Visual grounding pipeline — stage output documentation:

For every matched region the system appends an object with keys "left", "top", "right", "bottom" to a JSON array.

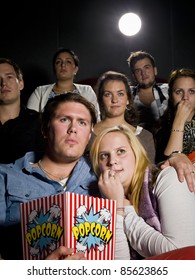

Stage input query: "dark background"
[{"left": 1, "top": 0, "right": 194, "bottom": 103}]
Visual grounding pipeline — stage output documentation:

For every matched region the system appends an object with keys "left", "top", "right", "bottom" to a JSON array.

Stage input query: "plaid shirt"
[{"left": 131, "top": 83, "right": 169, "bottom": 120}]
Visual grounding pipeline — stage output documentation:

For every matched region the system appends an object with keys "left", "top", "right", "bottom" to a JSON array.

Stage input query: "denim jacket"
[{"left": 0, "top": 151, "right": 99, "bottom": 227}]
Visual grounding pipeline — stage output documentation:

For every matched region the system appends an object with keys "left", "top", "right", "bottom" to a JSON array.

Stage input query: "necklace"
[
  {"left": 53, "top": 84, "right": 76, "bottom": 93},
  {"left": 38, "top": 160, "right": 67, "bottom": 181}
]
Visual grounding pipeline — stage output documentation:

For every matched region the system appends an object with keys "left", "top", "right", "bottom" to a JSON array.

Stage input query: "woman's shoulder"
[
  {"left": 154, "top": 166, "right": 182, "bottom": 192},
  {"left": 136, "top": 126, "right": 153, "bottom": 138},
  {"left": 93, "top": 122, "right": 102, "bottom": 135},
  {"left": 34, "top": 83, "right": 54, "bottom": 91},
  {"left": 74, "top": 83, "right": 94, "bottom": 91}
]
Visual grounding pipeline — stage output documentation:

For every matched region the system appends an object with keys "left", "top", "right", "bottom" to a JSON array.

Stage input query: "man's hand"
[
  {"left": 45, "top": 246, "right": 86, "bottom": 260},
  {"left": 160, "top": 153, "right": 195, "bottom": 193}
]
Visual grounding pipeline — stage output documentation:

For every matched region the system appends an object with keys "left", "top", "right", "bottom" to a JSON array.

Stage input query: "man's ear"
[
  {"left": 88, "top": 129, "right": 97, "bottom": 143},
  {"left": 19, "top": 79, "right": 24, "bottom": 91},
  {"left": 154, "top": 67, "right": 158, "bottom": 76}
]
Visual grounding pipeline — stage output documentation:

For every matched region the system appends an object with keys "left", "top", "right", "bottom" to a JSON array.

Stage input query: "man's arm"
[{"left": 160, "top": 153, "right": 195, "bottom": 193}]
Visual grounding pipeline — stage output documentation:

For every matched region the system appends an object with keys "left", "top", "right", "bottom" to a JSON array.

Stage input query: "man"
[
  {"left": 0, "top": 58, "right": 45, "bottom": 163},
  {"left": 0, "top": 93, "right": 100, "bottom": 259},
  {"left": 127, "top": 50, "right": 169, "bottom": 133}
]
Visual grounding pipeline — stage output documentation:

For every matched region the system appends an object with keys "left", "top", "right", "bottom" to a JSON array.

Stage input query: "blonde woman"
[{"left": 90, "top": 125, "right": 195, "bottom": 259}]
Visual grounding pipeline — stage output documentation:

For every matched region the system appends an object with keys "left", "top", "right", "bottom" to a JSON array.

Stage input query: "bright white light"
[{"left": 118, "top": 13, "right": 142, "bottom": 36}]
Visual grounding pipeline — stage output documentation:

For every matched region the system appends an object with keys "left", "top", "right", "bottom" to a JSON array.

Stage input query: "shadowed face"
[
  {"left": 0, "top": 63, "right": 24, "bottom": 105},
  {"left": 133, "top": 57, "right": 157, "bottom": 88},
  {"left": 54, "top": 52, "right": 78, "bottom": 81}
]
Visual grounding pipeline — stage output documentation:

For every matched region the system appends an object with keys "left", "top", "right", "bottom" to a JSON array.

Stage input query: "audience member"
[
  {"left": 127, "top": 50, "right": 168, "bottom": 133},
  {"left": 155, "top": 68, "right": 195, "bottom": 163},
  {"left": 0, "top": 58, "right": 45, "bottom": 163},
  {"left": 0, "top": 93, "right": 100, "bottom": 259},
  {"left": 27, "top": 47, "right": 100, "bottom": 121},
  {"left": 93, "top": 70, "right": 155, "bottom": 163},
  {"left": 90, "top": 125, "right": 195, "bottom": 259}
]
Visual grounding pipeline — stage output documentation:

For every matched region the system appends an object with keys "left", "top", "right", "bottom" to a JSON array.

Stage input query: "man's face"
[
  {"left": 0, "top": 63, "right": 24, "bottom": 105},
  {"left": 133, "top": 58, "right": 157, "bottom": 89},
  {"left": 47, "top": 101, "right": 92, "bottom": 163}
]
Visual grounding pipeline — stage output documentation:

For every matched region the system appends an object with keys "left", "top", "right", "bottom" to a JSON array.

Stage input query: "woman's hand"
[
  {"left": 174, "top": 100, "right": 194, "bottom": 124},
  {"left": 98, "top": 169, "right": 124, "bottom": 206}
]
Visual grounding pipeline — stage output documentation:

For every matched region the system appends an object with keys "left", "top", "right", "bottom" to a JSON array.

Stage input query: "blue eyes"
[
  {"left": 99, "top": 149, "right": 126, "bottom": 160},
  {"left": 99, "top": 154, "right": 108, "bottom": 160},
  {"left": 103, "top": 92, "right": 125, "bottom": 97}
]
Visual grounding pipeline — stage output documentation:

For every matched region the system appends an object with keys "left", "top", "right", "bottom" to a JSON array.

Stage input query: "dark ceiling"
[{"left": 1, "top": 0, "right": 194, "bottom": 102}]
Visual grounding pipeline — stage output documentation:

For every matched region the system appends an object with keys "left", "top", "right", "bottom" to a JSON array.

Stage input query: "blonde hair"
[{"left": 90, "top": 125, "right": 150, "bottom": 213}]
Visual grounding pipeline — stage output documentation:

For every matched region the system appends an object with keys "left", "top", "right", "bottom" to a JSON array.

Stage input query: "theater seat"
[{"left": 145, "top": 246, "right": 195, "bottom": 260}]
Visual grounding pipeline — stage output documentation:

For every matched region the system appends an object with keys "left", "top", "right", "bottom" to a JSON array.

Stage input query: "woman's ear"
[
  {"left": 74, "top": 66, "right": 79, "bottom": 75},
  {"left": 41, "top": 127, "right": 47, "bottom": 139}
]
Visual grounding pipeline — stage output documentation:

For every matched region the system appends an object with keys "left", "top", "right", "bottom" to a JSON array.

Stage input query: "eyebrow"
[
  {"left": 4, "top": 71, "right": 16, "bottom": 76},
  {"left": 54, "top": 113, "right": 90, "bottom": 122},
  {"left": 135, "top": 63, "right": 152, "bottom": 69},
  {"left": 99, "top": 145, "right": 127, "bottom": 153}
]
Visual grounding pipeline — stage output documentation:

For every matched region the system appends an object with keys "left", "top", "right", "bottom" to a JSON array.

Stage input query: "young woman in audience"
[
  {"left": 92, "top": 70, "right": 155, "bottom": 163},
  {"left": 27, "top": 47, "right": 100, "bottom": 121},
  {"left": 90, "top": 125, "right": 195, "bottom": 259},
  {"left": 155, "top": 68, "right": 195, "bottom": 163}
]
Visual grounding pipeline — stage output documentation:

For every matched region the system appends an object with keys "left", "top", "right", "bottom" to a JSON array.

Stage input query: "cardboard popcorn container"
[{"left": 20, "top": 192, "right": 116, "bottom": 260}]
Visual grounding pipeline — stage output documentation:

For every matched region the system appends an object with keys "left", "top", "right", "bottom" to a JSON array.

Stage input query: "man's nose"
[
  {"left": 0, "top": 79, "right": 6, "bottom": 87},
  {"left": 67, "top": 122, "right": 77, "bottom": 134},
  {"left": 140, "top": 68, "right": 147, "bottom": 75}
]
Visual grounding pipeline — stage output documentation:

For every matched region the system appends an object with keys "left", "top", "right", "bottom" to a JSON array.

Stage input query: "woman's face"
[
  {"left": 54, "top": 52, "right": 78, "bottom": 81},
  {"left": 102, "top": 80, "right": 129, "bottom": 118},
  {"left": 171, "top": 77, "right": 195, "bottom": 108},
  {"left": 98, "top": 131, "right": 135, "bottom": 190}
]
